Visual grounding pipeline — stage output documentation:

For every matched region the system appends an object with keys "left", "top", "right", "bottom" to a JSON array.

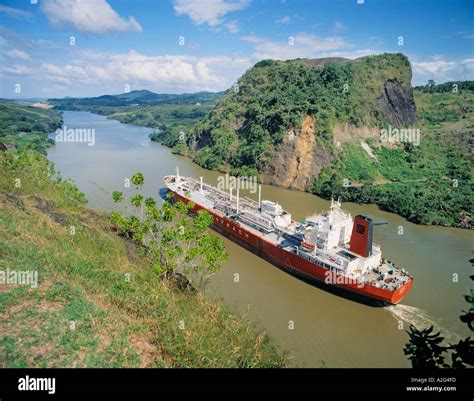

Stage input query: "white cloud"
[
  {"left": 0, "top": 5, "right": 33, "bottom": 20},
  {"left": 411, "top": 56, "right": 474, "bottom": 85},
  {"left": 1, "top": 49, "right": 252, "bottom": 95},
  {"left": 173, "top": 0, "right": 249, "bottom": 26},
  {"left": 275, "top": 16, "right": 292, "bottom": 25},
  {"left": 41, "top": 0, "right": 142, "bottom": 34},
  {"left": 224, "top": 21, "right": 240, "bottom": 33},
  {"left": 241, "top": 34, "right": 350, "bottom": 60},
  {"left": 1, "top": 64, "right": 34, "bottom": 76},
  {"left": 5, "top": 49, "right": 31, "bottom": 62}
]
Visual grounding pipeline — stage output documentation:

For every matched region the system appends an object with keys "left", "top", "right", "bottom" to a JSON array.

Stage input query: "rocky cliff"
[{"left": 187, "top": 53, "right": 417, "bottom": 191}]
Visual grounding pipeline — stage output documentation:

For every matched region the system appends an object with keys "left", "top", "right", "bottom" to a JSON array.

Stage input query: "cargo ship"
[{"left": 164, "top": 170, "right": 413, "bottom": 304}]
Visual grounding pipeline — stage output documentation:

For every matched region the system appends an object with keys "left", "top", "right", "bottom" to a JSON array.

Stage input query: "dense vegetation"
[
  {"left": 414, "top": 80, "right": 474, "bottom": 93},
  {"left": 0, "top": 149, "right": 287, "bottom": 367},
  {"left": 313, "top": 85, "right": 473, "bottom": 227},
  {"left": 157, "top": 53, "right": 412, "bottom": 174},
  {"left": 0, "top": 102, "right": 62, "bottom": 154}
]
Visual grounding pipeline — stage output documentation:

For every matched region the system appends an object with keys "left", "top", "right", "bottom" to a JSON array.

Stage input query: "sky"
[{"left": 0, "top": 0, "right": 473, "bottom": 98}]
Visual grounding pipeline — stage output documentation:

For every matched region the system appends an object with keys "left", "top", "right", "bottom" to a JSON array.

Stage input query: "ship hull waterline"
[{"left": 167, "top": 189, "right": 414, "bottom": 305}]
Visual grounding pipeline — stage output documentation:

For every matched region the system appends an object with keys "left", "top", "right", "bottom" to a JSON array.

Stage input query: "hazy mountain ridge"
[{"left": 48, "top": 90, "right": 224, "bottom": 109}]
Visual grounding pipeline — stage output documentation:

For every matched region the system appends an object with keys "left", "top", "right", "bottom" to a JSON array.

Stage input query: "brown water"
[{"left": 48, "top": 111, "right": 473, "bottom": 367}]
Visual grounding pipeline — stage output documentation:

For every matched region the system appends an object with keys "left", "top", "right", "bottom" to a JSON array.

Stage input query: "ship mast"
[
  {"left": 236, "top": 189, "right": 240, "bottom": 214},
  {"left": 258, "top": 184, "right": 262, "bottom": 208}
]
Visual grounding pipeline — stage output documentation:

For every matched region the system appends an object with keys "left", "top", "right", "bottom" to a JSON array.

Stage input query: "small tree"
[
  {"left": 110, "top": 172, "right": 228, "bottom": 287},
  {"left": 404, "top": 326, "right": 449, "bottom": 368}
]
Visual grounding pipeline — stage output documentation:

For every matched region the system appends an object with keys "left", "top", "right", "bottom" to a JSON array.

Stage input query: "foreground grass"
[{"left": 0, "top": 151, "right": 287, "bottom": 367}]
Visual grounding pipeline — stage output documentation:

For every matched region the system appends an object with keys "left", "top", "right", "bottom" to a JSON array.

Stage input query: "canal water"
[{"left": 48, "top": 111, "right": 473, "bottom": 367}]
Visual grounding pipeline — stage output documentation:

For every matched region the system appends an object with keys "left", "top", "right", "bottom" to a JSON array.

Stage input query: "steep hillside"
[
  {"left": 0, "top": 149, "right": 287, "bottom": 367},
  {"left": 157, "top": 53, "right": 416, "bottom": 186},
  {"left": 313, "top": 84, "right": 473, "bottom": 227}
]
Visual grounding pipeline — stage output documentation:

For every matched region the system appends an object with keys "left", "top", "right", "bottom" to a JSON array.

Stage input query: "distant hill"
[
  {"left": 48, "top": 90, "right": 224, "bottom": 109},
  {"left": 0, "top": 102, "right": 62, "bottom": 154}
]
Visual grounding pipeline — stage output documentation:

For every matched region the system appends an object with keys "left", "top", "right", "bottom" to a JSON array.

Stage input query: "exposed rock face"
[
  {"left": 261, "top": 115, "right": 333, "bottom": 191},
  {"left": 378, "top": 78, "right": 417, "bottom": 126}
]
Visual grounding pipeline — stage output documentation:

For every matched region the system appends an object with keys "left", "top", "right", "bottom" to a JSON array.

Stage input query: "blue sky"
[{"left": 0, "top": 0, "right": 472, "bottom": 98}]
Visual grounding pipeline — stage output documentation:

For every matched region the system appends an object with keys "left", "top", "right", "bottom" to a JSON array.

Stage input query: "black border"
[{"left": 1, "top": 368, "right": 472, "bottom": 401}]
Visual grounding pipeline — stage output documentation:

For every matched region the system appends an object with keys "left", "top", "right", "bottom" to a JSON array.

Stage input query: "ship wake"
[{"left": 384, "top": 304, "right": 461, "bottom": 343}]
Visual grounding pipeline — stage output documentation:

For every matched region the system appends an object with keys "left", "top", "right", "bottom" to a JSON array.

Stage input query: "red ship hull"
[{"left": 170, "top": 191, "right": 413, "bottom": 304}]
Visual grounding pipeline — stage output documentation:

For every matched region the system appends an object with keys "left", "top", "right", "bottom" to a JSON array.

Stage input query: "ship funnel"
[{"left": 349, "top": 215, "right": 373, "bottom": 257}]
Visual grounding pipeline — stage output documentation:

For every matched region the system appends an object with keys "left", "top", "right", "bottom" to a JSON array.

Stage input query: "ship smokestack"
[{"left": 349, "top": 215, "right": 373, "bottom": 257}]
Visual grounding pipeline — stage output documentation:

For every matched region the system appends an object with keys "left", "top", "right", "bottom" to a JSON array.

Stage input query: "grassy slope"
[
  {"left": 0, "top": 102, "right": 62, "bottom": 154},
  {"left": 0, "top": 151, "right": 287, "bottom": 368}
]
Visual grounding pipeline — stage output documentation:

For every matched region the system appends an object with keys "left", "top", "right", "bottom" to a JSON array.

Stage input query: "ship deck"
[{"left": 165, "top": 175, "right": 412, "bottom": 292}]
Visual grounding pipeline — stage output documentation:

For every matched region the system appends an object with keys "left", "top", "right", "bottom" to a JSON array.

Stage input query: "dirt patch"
[
  {"left": 2, "top": 299, "right": 36, "bottom": 318},
  {"left": 130, "top": 334, "right": 158, "bottom": 367},
  {"left": 29, "top": 195, "right": 69, "bottom": 226},
  {"left": 37, "top": 299, "right": 64, "bottom": 313},
  {"left": 0, "top": 192, "right": 26, "bottom": 212},
  {"left": 0, "top": 284, "right": 20, "bottom": 293},
  {"left": 261, "top": 115, "right": 333, "bottom": 191}
]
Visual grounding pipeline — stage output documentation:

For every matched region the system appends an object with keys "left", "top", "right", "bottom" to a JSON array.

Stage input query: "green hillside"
[
  {"left": 0, "top": 149, "right": 287, "bottom": 367},
  {"left": 153, "top": 53, "right": 416, "bottom": 175},
  {"left": 312, "top": 85, "right": 473, "bottom": 227},
  {"left": 0, "top": 102, "right": 62, "bottom": 154}
]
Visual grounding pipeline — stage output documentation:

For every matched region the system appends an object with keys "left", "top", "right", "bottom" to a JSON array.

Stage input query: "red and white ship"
[{"left": 164, "top": 170, "right": 414, "bottom": 304}]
